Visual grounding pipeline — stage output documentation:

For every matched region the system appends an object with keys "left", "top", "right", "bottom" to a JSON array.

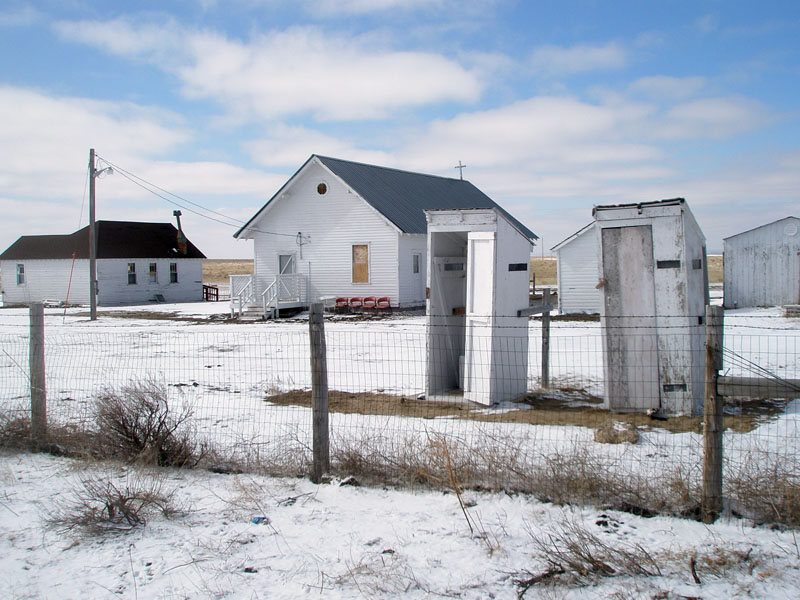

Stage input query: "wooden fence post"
[
  {"left": 29, "top": 303, "right": 47, "bottom": 444},
  {"left": 309, "top": 303, "right": 330, "bottom": 483},
  {"left": 702, "top": 305, "right": 724, "bottom": 523},
  {"left": 541, "top": 288, "right": 551, "bottom": 389}
]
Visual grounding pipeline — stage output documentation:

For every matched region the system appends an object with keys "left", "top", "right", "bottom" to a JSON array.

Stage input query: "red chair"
[
  {"left": 362, "top": 296, "right": 377, "bottom": 312},
  {"left": 349, "top": 297, "right": 363, "bottom": 312},
  {"left": 335, "top": 297, "right": 349, "bottom": 313},
  {"left": 375, "top": 297, "right": 392, "bottom": 314}
]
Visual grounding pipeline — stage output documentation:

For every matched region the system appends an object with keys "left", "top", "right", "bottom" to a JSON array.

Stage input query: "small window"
[
  {"left": 352, "top": 244, "right": 369, "bottom": 283},
  {"left": 149, "top": 263, "right": 158, "bottom": 283},
  {"left": 127, "top": 263, "right": 137, "bottom": 285},
  {"left": 169, "top": 263, "right": 178, "bottom": 283},
  {"left": 412, "top": 253, "right": 420, "bottom": 274},
  {"left": 443, "top": 262, "right": 464, "bottom": 272},
  {"left": 16, "top": 263, "right": 24, "bottom": 285}
]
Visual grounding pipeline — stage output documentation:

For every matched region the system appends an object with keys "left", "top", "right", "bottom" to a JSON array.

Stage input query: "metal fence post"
[
  {"left": 702, "top": 305, "right": 724, "bottom": 523},
  {"left": 309, "top": 303, "right": 330, "bottom": 482},
  {"left": 541, "top": 288, "right": 551, "bottom": 389},
  {"left": 29, "top": 302, "right": 47, "bottom": 443}
]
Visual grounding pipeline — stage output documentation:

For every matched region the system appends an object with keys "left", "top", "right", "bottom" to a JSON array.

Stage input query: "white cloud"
[
  {"left": 530, "top": 42, "right": 627, "bottom": 76},
  {"left": 243, "top": 125, "right": 392, "bottom": 168},
  {"left": 628, "top": 75, "right": 707, "bottom": 100},
  {"left": 397, "top": 96, "right": 660, "bottom": 175},
  {"left": 0, "top": 86, "right": 278, "bottom": 258},
  {"left": 307, "top": 0, "right": 446, "bottom": 16},
  {"left": 0, "top": 5, "right": 40, "bottom": 27},
  {"left": 55, "top": 19, "right": 484, "bottom": 122},
  {"left": 654, "top": 96, "right": 770, "bottom": 139}
]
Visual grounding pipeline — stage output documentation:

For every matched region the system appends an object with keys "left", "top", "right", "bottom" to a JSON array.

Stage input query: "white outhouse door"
[
  {"left": 464, "top": 232, "right": 496, "bottom": 405},
  {"left": 601, "top": 226, "right": 660, "bottom": 410}
]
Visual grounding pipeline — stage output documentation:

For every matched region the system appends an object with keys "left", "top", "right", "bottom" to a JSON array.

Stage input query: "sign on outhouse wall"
[
  {"left": 425, "top": 208, "right": 534, "bottom": 405},
  {"left": 594, "top": 198, "right": 708, "bottom": 417}
]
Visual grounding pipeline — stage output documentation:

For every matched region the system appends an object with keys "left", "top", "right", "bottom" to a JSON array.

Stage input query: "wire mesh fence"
[{"left": 1, "top": 307, "right": 798, "bottom": 525}]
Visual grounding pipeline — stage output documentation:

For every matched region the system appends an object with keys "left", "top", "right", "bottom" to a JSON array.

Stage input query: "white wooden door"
[
  {"left": 601, "top": 226, "right": 660, "bottom": 411},
  {"left": 277, "top": 254, "right": 296, "bottom": 300},
  {"left": 464, "top": 232, "right": 495, "bottom": 405}
]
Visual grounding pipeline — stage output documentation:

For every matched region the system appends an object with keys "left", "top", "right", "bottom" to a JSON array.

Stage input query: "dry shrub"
[
  {"left": 54, "top": 469, "right": 182, "bottom": 535},
  {"left": 516, "top": 516, "right": 661, "bottom": 595},
  {"left": 94, "top": 380, "right": 199, "bottom": 467}
]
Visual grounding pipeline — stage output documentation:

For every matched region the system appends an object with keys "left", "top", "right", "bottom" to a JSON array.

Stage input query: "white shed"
[
  {"left": 425, "top": 208, "right": 534, "bottom": 405},
  {"left": 594, "top": 198, "right": 708, "bottom": 417},
  {"left": 0, "top": 221, "right": 206, "bottom": 306},
  {"left": 233, "top": 155, "right": 537, "bottom": 317},
  {"left": 723, "top": 216, "right": 800, "bottom": 309},
  {"left": 551, "top": 222, "right": 601, "bottom": 314}
]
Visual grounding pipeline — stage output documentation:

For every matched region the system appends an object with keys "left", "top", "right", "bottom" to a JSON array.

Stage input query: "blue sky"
[{"left": 0, "top": 0, "right": 798, "bottom": 258}]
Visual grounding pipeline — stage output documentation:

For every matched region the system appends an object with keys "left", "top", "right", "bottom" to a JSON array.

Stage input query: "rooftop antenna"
[{"left": 454, "top": 160, "right": 467, "bottom": 180}]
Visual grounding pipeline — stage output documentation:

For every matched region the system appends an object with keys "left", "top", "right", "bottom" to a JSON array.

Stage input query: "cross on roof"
[{"left": 454, "top": 160, "right": 467, "bottom": 180}]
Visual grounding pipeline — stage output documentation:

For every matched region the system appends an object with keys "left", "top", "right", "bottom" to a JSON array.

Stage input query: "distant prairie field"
[
  {"left": 202, "top": 255, "right": 724, "bottom": 287},
  {"left": 202, "top": 259, "right": 254, "bottom": 284}
]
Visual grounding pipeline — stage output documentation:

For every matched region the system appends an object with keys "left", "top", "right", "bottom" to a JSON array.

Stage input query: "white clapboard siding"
[
  {"left": 397, "top": 234, "right": 427, "bottom": 307},
  {"left": 0, "top": 259, "right": 90, "bottom": 305},
  {"left": 553, "top": 224, "right": 601, "bottom": 314},
  {"left": 0, "top": 258, "right": 203, "bottom": 306},
  {"left": 249, "top": 161, "right": 403, "bottom": 306},
  {"left": 96, "top": 259, "right": 204, "bottom": 305},
  {"left": 723, "top": 217, "right": 800, "bottom": 308}
]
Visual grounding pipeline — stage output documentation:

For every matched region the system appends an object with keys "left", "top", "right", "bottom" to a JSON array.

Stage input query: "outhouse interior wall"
[{"left": 426, "top": 231, "right": 467, "bottom": 394}]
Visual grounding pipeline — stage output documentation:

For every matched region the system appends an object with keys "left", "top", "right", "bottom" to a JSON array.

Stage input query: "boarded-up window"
[{"left": 352, "top": 244, "right": 369, "bottom": 283}]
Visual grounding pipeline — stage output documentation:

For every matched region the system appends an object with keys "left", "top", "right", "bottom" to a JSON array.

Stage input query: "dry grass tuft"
[{"left": 726, "top": 453, "right": 800, "bottom": 527}]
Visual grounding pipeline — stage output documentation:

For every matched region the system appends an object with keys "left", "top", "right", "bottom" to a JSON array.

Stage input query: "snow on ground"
[
  {"left": 2, "top": 450, "right": 800, "bottom": 600},
  {"left": 1, "top": 302, "right": 799, "bottom": 598}
]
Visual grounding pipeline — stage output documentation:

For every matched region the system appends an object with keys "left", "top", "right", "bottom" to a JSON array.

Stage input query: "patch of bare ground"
[
  {"left": 69, "top": 310, "right": 233, "bottom": 323},
  {"left": 264, "top": 389, "right": 772, "bottom": 433}
]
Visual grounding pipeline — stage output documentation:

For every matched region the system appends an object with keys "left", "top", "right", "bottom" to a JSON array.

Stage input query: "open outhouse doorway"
[{"left": 425, "top": 208, "right": 534, "bottom": 406}]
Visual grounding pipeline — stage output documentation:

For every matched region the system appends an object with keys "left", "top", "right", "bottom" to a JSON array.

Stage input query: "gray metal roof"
[
  {"left": 723, "top": 216, "right": 799, "bottom": 241},
  {"left": 0, "top": 221, "right": 206, "bottom": 261},
  {"left": 235, "top": 155, "right": 537, "bottom": 242}
]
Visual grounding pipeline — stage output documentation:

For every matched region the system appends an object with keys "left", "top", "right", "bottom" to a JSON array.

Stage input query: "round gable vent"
[{"left": 317, "top": 182, "right": 328, "bottom": 195}]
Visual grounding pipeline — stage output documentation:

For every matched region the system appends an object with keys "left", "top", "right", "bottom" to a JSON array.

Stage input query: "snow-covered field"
[
  {"left": 2, "top": 451, "right": 800, "bottom": 599},
  {"left": 1, "top": 302, "right": 799, "bottom": 598}
]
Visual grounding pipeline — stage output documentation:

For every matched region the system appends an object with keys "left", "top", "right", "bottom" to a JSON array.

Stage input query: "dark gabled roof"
[
  {"left": 235, "top": 155, "right": 538, "bottom": 242},
  {"left": 0, "top": 221, "right": 206, "bottom": 261}
]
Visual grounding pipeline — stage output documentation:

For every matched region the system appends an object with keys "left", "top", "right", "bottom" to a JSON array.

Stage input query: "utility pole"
[
  {"left": 89, "top": 149, "right": 97, "bottom": 321},
  {"left": 88, "top": 149, "right": 112, "bottom": 321}
]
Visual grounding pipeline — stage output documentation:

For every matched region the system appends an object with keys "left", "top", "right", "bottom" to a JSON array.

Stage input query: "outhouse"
[
  {"left": 593, "top": 198, "right": 708, "bottom": 417},
  {"left": 723, "top": 216, "right": 800, "bottom": 309},
  {"left": 425, "top": 208, "right": 536, "bottom": 405}
]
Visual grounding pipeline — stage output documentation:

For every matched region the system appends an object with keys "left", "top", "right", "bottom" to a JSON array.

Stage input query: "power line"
[{"left": 94, "top": 154, "right": 297, "bottom": 238}]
